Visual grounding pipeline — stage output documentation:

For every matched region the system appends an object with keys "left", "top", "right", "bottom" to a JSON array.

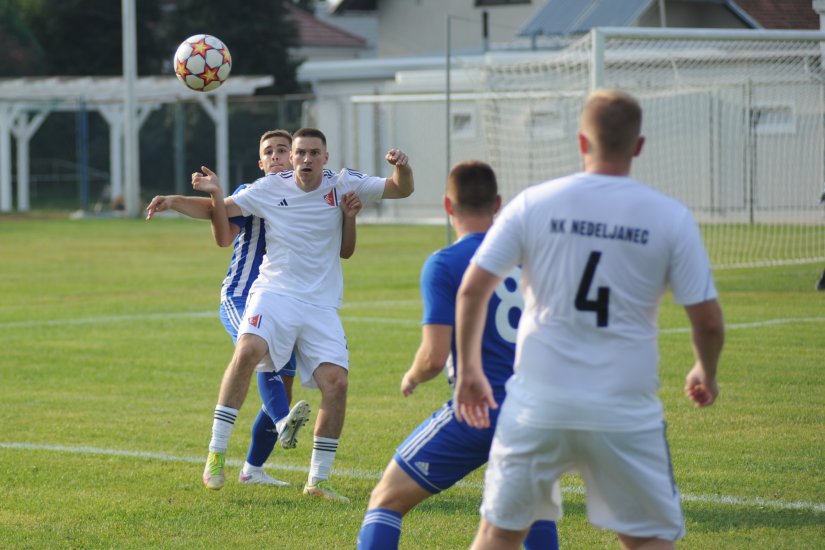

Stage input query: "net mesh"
[{"left": 464, "top": 32, "right": 825, "bottom": 268}]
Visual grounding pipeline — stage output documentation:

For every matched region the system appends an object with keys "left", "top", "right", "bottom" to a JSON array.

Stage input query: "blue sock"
[
  {"left": 523, "top": 520, "right": 559, "bottom": 550},
  {"left": 257, "top": 371, "right": 290, "bottom": 423},
  {"left": 245, "top": 407, "right": 277, "bottom": 467},
  {"left": 357, "top": 508, "right": 402, "bottom": 550}
]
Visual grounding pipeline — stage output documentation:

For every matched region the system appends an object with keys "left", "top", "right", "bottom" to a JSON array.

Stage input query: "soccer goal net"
[{"left": 466, "top": 28, "right": 825, "bottom": 268}]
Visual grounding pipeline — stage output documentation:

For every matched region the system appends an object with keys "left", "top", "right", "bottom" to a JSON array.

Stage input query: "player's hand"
[
  {"left": 145, "top": 195, "right": 173, "bottom": 220},
  {"left": 400, "top": 370, "right": 418, "bottom": 397},
  {"left": 385, "top": 149, "right": 408, "bottom": 167},
  {"left": 684, "top": 362, "right": 718, "bottom": 407},
  {"left": 453, "top": 368, "right": 497, "bottom": 428},
  {"left": 340, "top": 191, "right": 362, "bottom": 218},
  {"left": 192, "top": 166, "right": 222, "bottom": 195}
]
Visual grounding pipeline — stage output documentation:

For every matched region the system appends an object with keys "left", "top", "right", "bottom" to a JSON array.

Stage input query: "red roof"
[
  {"left": 734, "top": 0, "right": 819, "bottom": 29},
  {"left": 284, "top": 4, "right": 367, "bottom": 48}
]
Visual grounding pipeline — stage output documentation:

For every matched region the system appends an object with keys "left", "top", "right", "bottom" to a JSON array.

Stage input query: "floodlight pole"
[
  {"left": 122, "top": 0, "right": 141, "bottom": 217},
  {"left": 445, "top": 15, "right": 453, "bottom": 245}
]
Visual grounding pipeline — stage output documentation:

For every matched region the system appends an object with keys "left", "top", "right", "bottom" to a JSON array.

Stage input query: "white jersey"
[
  {"left": 232, "top": 167, "right": 385, "bottom": 308},
  {"left": 473, "top": 172, "right": 717, "bottom": 431}
]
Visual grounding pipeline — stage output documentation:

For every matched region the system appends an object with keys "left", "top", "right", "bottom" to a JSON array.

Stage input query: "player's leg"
[
  {"left": 273, "top": 352, "right": 311, "bottom": 450},
  {"left": 238, "top": 405, "right": 289, "bottom": 486},
  {"left": 359, "top": 401, "right": 497, "bottom": 549},
  {"left": 357, "top": 462, "right": 431, "bottom": 550},
  {"left": 203, "top": 333, "right": 268, "bottom": 489},
  {"left": 282, "top": 353, "right": 296, "bottom": 403},
  {"left": 474, "top": 401, "right": 566, "bottom": 550},
  {"left": 303, "top": 362, "right": 348, "bottom": 501},
  {"left": 238, "top": 363, "right": 292, "bottom": 486},
  {"left": 205, "top": 291, "right": 294, "bottom": 490},
  {"left": 294, "top": 304, "right": 350, "bottom": 501},
  {"left": 471, "top": 519, "right": 529, "bottom": 550},
  {"left": 523, "top": 520, "right": 559, "bottom": 550},
  {"left": 577, "top": 424, "right": 684, "bottom": 549}
]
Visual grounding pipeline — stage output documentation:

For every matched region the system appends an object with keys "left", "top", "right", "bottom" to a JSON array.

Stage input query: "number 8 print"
[{"left": 493, "top": 266, "right": 523, "bottom": 343}]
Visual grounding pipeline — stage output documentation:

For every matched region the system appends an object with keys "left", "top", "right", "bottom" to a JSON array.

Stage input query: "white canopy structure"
[{"left": 0, "top": 75, "right": 273, "bottom": 214}]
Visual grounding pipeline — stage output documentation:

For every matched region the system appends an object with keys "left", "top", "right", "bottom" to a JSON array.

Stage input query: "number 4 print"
[{"left": 574, "top": 251, "right": 609, "bottom": 327}]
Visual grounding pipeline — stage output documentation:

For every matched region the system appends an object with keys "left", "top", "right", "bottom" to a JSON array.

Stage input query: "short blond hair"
[
  {"left": 580, "top": 89, "right": 642, "bottom": 159},
  {"left": 259, "top": 129, "right": 292, "bottom": 146}
]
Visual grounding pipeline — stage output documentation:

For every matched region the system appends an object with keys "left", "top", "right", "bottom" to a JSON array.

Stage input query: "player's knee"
[
  {"left": 233, "top": 336, "right": 267, "bottom": 371},
  {"left": 367, "top": 478, "right": 391, "bottom": 508},
  {"left": 315, "top": 364, "right": 348, "bottom": 398},
  {"left": 325, "top": 373, "right": 348, "bottom": 401}
]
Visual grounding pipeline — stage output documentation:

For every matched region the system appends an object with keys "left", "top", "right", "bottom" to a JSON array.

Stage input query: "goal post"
[{"left": 470, "top": 28, "right": 825, "bottom": 268}]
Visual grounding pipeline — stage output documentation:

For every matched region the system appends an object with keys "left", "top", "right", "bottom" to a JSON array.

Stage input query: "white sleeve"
[
  {"left": 668, "top": 207, "right": 718, "bottom": 305},
  {"left": 472, "top": 192, "right": 525, "bottom": 277},
  {"left": 340, "top": 168, "right": 386, "bottom": 204},
  {"left": 231, "top": 182, "right": 264, "bottom": 218}
]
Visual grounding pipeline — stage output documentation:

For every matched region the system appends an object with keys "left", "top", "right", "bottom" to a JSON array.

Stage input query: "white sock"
[
  {"left": 209, "top": 405, "right": 238, "bottom": 453},
  {"left": 241, "top": 462, "right": 261, "bottom": 475},
  {"left": 308, "top": 436, "right": 338, "bottom": 486}
]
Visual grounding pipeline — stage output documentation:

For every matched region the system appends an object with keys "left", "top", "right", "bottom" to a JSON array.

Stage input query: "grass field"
[{"left": 1, "top": 216, "right": 823, "bottom": 549}]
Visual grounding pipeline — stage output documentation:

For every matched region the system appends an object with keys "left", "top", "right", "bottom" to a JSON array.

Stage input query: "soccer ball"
[{"left": 173, "top": 34, "right": 232, "bottom": 92}]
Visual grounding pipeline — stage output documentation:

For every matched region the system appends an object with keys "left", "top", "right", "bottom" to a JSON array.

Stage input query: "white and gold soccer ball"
[{"left": 173, "top": 34, "right": 232, "bottom": 92}]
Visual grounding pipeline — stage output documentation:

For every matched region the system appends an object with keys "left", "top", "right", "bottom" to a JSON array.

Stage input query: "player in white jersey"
[
  {"left": 145, "top": 130, "right": 359, "bottom": 486},
  {"left": 193, "top": 127, "right": 414, "bottom": 501},
  {"left": 454, "top": 90, "right": 725, "bottom": 550}
]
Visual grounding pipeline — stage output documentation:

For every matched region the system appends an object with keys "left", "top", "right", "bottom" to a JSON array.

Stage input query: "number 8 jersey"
[
  {"left": 421, "top": 232, "right": 522, "bottom": 403},
  {"left": 472, "top": 172, "right": 718, "bottom": 431}
]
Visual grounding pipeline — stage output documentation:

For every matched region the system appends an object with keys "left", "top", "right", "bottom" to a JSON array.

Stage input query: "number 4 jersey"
[{"left": 471, "top": 172, "right": 717, "bottom": 431}]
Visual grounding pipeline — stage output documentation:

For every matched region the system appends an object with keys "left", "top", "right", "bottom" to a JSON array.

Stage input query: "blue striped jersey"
[{"left": 220, "top": 183, "right": 266, "bottom": 302}]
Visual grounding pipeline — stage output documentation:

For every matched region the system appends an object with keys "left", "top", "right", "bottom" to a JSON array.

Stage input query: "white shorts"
[
  {"left": 238, "top": 291, "right": 348, "bottom": 389},
  {"left": 481, "top": 400, "right": 685, "bottom": 540}
]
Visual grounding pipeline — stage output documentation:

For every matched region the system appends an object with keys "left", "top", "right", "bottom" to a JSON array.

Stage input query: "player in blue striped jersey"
[
  {"left": 357, "top": 161, "right": 558, "bottom": 550},
  {"left": 146, "top": 129, "right": 361, "bottom": 486}
]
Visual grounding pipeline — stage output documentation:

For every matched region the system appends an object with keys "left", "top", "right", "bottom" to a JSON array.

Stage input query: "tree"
[
  {"left": 160, "top": 0, "right": 303, "bottom": 94},
  {"left": 0, "top": 0, "right": 47, "bottom": 75},
  {"left": 17, "top": 0, "right": 164, "bottom": 76}
]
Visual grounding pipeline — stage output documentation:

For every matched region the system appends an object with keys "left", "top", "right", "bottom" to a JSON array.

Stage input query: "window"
[
  {"left": 752, "top": 104, "right": 796, "bottom": 135},
  {"left": 529, "top": 109, "right": 564, "bottom": 140},
  {"left": 451, "top": 109, "right": 477, "bottom": 139}
]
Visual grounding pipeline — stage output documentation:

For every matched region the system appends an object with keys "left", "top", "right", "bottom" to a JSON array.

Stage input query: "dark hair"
[
  {"left": 447, "top": 160, "right": 498, "bottom": 215},
  {"left": 259, "top": 129, "right": 292, "bottom": 146},
  {"left": 292, "top": 127, "right": 327, "bottom": 146}
]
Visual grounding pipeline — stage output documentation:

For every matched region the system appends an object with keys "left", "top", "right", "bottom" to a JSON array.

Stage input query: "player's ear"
[
  {"left": 633, "top": 136, "right": 645, "bottom": 157},
  {"left": 494, "top": 194, "right": 502, "bottom": 215},
  {"left": 258, "top": 159, "right": 265, "bottom": 172},
  {"left": 443, "top": 195, "right": 455, "bottom": 215},
  {"left": 578, "top": 132, "right": 589, "bottom": 155}
]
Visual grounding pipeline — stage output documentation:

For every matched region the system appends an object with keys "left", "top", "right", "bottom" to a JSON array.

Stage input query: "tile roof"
[
  {"left": 732, "top": 0, "right": 819, "bottom": 29},
  {"left": 284, "top": 3, "right": 367, "bottom": 48}
]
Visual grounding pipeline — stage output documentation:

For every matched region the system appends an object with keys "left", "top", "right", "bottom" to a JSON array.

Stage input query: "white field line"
[
  {"left": 1, "top": 442, "right": 823, "bottom": 513},
  {"left": 0, "top": 310, "right": 823, "bottom": 331},
  {"left": 0, "top": 301, "right": 422, "bottom": 329}
]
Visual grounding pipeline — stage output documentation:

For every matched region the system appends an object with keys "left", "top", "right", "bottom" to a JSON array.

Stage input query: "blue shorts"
[
  {"left": 219, "top": 296, "right": 296, "bottom": 377},
  {"left": 394, "top": 399, "right": 501, "bottom": 494}
]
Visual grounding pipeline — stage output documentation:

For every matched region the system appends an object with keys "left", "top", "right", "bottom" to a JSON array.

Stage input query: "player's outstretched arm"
[
  {"left": 454, "top": 263, "right": 500, "bottom": 428},
  {"left": 340, "top": 191, "right": 362, "bottom": 259},
  {"left": 192, "top": 166, "right": 242, "bottom": 247},
  {"left": 683, "top": 298, "right": 724, "bottom": 407},
  {"left": 401, "top": 324, "right": 452, "bottom": 397},
  {"left": 382, "top": 148, "right": 414, "bottom": 199},
  {"left": 145, "top": 195, "right": 213, "bottom": 221}
]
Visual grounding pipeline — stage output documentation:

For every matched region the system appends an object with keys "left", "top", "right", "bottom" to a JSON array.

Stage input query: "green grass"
[{"left": 0, "top": 217, "right": 823, "bottom": 549}]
